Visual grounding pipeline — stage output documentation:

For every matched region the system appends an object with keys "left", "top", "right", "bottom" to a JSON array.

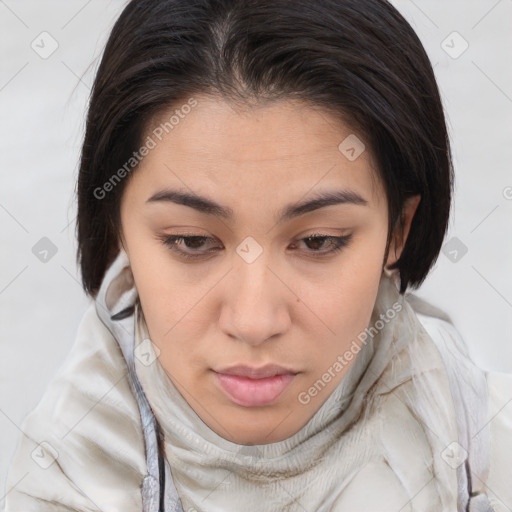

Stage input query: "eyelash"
[{"left": 159, "top": 233, "right": 352, "bottom": 260}]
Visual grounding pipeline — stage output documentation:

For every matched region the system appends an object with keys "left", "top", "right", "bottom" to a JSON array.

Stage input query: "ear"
[{"left": 385, "top": 194, "right": 421, "bottom": 268}]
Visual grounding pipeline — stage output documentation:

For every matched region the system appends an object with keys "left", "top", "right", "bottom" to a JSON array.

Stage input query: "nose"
[{"left": 218, "top": 250, "right": 292, "bottom": 346}]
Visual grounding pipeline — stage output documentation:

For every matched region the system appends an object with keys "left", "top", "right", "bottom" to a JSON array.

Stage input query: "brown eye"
[
  {"left": 161, "top": 235, "right": 222, "bottom": 259},
  {"left": 295, "top": 234, "right": 352, "bottom": 255},
  {"left": 181, "top": 236, "right": 208, "bottom": 249}
]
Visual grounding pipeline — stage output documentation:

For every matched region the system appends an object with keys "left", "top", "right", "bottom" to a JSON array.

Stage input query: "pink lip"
[
  {"left": 214, "top": 373, "right": 295, "bottom": 406},
  {"left": 213, "top": 365, "right": 298, "bottom": 407}
]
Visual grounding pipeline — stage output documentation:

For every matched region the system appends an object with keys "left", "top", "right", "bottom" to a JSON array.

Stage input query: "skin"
[{"left": 119, "top": 94, "right": 420, "bottom": 445}]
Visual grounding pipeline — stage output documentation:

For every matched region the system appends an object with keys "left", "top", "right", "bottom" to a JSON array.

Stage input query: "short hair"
[{"left": 76, "top": 0, "right": 453, "bottom": 297}]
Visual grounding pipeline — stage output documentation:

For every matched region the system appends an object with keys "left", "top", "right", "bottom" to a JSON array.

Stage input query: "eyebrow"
[{"left": 146, "top": 188, "right": 368, "bottom": 223}]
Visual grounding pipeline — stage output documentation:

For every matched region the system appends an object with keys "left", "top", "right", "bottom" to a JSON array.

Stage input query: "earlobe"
[{"left": 385, "top": 194, "right": 421, "bottom": 268}]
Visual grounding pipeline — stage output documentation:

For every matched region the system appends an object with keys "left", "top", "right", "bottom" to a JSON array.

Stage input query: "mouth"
[{"left": 212, "top": 364, "right": 299, "bottom": 407}]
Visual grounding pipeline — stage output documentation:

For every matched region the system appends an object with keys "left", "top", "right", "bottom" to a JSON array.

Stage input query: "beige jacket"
[{"left": 3, "top": 250, "right": 512, "bottom": 512}]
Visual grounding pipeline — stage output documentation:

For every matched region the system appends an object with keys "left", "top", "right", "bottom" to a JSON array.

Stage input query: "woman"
[{"left": 4, "top": 0, "right": 511, "bottom": 511}]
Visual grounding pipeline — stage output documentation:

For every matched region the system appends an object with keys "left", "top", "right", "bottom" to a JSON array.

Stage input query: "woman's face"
[{"left": 120, "top": 95, "right": 418, "bottom": 444}]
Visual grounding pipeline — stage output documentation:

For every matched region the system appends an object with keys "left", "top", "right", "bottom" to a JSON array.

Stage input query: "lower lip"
[{"left": 214, "top": 372, "right": 296, "bottom": 407}]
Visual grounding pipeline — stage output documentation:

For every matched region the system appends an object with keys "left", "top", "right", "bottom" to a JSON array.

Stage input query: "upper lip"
[{"left": 214, "top": 364, "right": 298, "bottom": 379}]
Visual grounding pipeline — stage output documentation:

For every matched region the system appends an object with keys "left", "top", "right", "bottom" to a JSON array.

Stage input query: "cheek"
[
  {"left": 126, "top": 249, "right": 181, "bottom": 350},
  {"left": 124, "top": 225, "right": 191, "bottom": 327},
  {"left": 301, "top": 237, "right": 385, "bottom": 361},
  {"left": 310, "top": 271, "right": 380, "bottom": 349},
  {"left": 129, "top": 254, "right": 214, "bottom": 371}
]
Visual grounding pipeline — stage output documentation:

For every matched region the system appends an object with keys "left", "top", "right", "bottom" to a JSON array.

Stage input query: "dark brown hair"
[{"left": 76, "top": 0, "right": 453, "bottom": 296}]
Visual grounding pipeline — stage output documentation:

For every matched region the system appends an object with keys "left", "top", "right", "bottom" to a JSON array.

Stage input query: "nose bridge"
[{"left": 220, "top": 243, "right": 290, "bottom": 345}]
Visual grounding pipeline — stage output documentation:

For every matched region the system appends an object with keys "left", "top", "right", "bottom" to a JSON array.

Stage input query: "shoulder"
[
  {"left": 4, "top": 301, "right": 146, "bottom": 512},
  {"left": 485, "top": 370, "right": 512, "bottom": 511},
  {"left": 409, "top": 296, "right": 512, "bottom": 510}
]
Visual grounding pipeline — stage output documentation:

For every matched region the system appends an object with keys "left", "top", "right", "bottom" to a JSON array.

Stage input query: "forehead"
[{"left": 134, "top": 94, "right": 384, "bottom": 208}]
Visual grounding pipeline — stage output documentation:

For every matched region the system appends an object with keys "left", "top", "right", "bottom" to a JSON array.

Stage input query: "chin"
[{"left": 209, "top": 404, "right": 304, "bottom": 445}]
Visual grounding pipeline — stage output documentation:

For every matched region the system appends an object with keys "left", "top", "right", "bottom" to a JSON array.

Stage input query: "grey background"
[{"left": 1, "top": 0, "right": 511, "bottom": 505}]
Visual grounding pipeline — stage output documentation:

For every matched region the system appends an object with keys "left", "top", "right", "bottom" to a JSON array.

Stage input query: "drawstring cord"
[{"left": 94, "top": 250, "right": 184, "bottom": 512}]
